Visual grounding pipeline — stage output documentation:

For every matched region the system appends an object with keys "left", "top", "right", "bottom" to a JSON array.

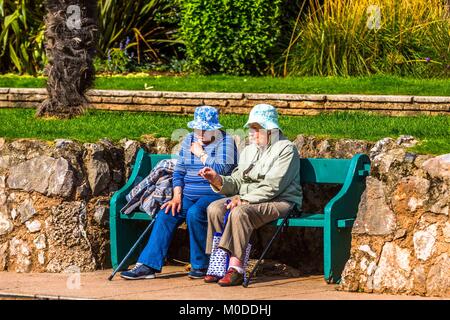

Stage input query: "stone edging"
[{"left": 1, "top": 88, "right": 449, "bottom": 116}]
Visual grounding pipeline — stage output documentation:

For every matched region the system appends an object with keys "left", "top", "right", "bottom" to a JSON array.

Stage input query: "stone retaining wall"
[
  {"left": 339, "top": 138, "right": 450, "bottom": 297},
  {"left": 1, "top": 88, "right": 449, "bottom": 116},
  {"left": 0, "top": 136, "right": 174, "bottom": 273},
  {"left": 0, "top": 134, "right": 449, "bottom": 297}
]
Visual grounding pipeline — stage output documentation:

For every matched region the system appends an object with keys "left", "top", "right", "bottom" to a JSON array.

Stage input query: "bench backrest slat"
[
  {"left": 149, "top": 154, "right": 173, "bottom": 169},
  {"left": 149, "top": 154, "right": 350, "bottom": 185},
  {"left": 300, "top": 158, "right": 351, "bottom": 184}
]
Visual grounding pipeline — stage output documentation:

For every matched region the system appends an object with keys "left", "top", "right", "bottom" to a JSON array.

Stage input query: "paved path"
[{"left": 0, "top": 267, "right": 444, "bottom": 300}]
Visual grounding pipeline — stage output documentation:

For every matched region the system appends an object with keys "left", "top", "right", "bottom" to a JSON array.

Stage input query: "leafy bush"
[
  {"left": 0, "top": 0, "right": 46, "bottom": 74},
  {"left": 180, "top": 0, "right": 283, "bottom": 75},
  {"left": 286, "top": 0, "right": 450, "bottom": 77},
  {"left": 94, "top": 39, "right": 188, "bottom": 74},
  {"left": 0, "top": 0, "right": 181, "bottom": 75},
  {"left": 97, "top": 0, "right": 181, "bottom": 64}
]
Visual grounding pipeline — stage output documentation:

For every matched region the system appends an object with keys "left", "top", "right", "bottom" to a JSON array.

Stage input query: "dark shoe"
[
  {"left": 204, "top": 275, "right": 220, "bottom": 283},
  {"left": 120, "top": 263, "right": 156, "bottom": 280},
  {"left": 218, "top": 268, "right": 244, "bottom": 287},
  {"left": 188, "top": 268, "right": 207, "bottom": 279}
]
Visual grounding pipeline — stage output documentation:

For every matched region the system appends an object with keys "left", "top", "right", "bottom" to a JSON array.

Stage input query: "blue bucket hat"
[
  {"left": 244, "top": 104, "right": 281, "bottom": 130},
  {"left": 187, "top": 106, "right": 223, "bottom": 131}
]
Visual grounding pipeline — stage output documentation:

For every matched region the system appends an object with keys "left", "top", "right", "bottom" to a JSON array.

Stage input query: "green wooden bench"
[{"left": 110, "top": 148, "right": 371, "bottom": 283}]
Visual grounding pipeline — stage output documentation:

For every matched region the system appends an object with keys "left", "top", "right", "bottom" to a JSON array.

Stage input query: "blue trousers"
[{"left": 137, "top": 195, "right": 221, "bottom": 271}]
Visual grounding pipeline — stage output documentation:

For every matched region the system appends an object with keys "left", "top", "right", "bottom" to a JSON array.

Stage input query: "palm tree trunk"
[{"left": 36, "top": 0, "right": 98, "bottom": 119}]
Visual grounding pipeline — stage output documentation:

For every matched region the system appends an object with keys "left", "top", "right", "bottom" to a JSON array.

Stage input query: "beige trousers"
[{"left": 206, "top": 198, "right": 294, "bottom": 261}]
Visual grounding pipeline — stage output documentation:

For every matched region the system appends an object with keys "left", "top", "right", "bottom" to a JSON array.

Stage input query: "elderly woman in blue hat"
[
  {"left": 121, "top": 106, "right": 238, "bottom": 280},
  {"left": 199, "top": 104, "right": 302, "bottom": 286}
]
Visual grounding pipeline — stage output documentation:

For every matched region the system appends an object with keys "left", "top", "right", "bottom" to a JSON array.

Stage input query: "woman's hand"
[
  {"left": 198, "top": 167, "right": 223, "bottom": 190},
  {"left": 190, "top": 142, "right": 204, "bottom": 158},
  {"left": 161, "top": 193, "right": 182, "bottom": 216}
]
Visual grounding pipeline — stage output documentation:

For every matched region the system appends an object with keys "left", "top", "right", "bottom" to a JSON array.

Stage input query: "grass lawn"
[
  {"left": 0, "top": 109, "right": 448, "bottom": 155},
  {"left": 1, "top": 74, "right": 450, "bottom": 96}
]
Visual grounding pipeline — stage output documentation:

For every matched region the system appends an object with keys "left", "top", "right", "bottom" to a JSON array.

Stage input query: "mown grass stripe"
[
  {"left": 1, "top": 74, "right": 450, "bottom": 97},
  {"left": 0, "top": 108, "right": 448, "bottom": 155}
]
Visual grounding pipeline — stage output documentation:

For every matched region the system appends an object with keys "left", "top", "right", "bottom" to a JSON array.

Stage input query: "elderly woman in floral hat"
[
  {"left": 199, "top": 104, "right": 302, "bottom": 286},
  {"left": 121, "top": 106, "right": 238, "bottom": 280}
]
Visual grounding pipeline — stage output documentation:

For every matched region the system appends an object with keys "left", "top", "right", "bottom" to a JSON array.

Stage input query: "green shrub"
[{"left": 180, "top": 0, "right": 283, "bottom": 75}]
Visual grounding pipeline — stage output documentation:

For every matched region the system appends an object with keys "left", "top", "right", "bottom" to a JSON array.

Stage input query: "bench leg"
[
  {"left": 243, "top": 214, "right": 290, "bottom": 288},
  {"left": 323, "top": 224, "right": 352, "bottom": 284}
]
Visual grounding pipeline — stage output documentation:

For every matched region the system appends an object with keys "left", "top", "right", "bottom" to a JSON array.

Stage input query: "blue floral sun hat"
[
  {"left": 187, "top": 106, "right": 223, "bottom": 131},
  {"left": 244, "top": 104, "right": 281, "bottom": 130}
]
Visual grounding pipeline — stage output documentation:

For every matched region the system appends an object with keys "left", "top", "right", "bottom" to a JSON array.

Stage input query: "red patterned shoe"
[
  {"left": 218, "top": 268, "right": 244, "bottom": 287},
  {"left": 204, "top": 275, "right": 220, "bottom": 283}
]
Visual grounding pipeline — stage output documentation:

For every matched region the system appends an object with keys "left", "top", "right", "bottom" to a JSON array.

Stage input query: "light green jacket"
[{"left": 212, "top": 135, "right": 303, "bottom": 208}]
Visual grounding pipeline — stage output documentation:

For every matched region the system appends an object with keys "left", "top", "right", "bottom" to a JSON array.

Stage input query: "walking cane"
[
  {"left": 243, "top": 213, "right": 291, "bottom": 287},
  {"left": 108, "top": 218, "right": 156, "bottom": 281}
]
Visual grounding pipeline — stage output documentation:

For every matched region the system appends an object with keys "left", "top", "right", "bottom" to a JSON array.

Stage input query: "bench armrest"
[
  {"left": 323, "top": 153, "right": 371, "bottom": 226},
  {"left": 110, "top": 148, "right": 152, "bottom": 219}
]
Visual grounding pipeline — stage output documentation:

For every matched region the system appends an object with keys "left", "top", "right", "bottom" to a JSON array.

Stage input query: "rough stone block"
[
  {"left": 163, "top": 91, "right": 243, "bottom": 100},
  {"left": 87, "top": 96, "right": 102, "bottom": 103},
  {"left": 227, "top": 99, "right": 252, "bottom": 107},
  {"left": 203, "top": 99, "right": 229, "bottom": 107},
  {"left": 165, "top": 98, "right": 203, "bottom": 106},
  {"left": 132, "top": 97, "right": 167, "bottom": 105},
  {"left": 101, "top": 96, "right": 133, "bottom": 104},
  {"left": 244, "top": 99, "right": 289, "bottom": 108},
  {"left": 289, "top": 101, "right": 324, "bottom": 109},
  {"left": 353, "top": 177, "right": 396, "bottom": 236},
  {"left": 413, "top": 96, "right": 450, "bottom": 104},
  {"left": 278, "top": 108, "right": 322, "bottom": 116},
  {"left": 7, "top": 156, "right": 75, "bottom": 198},
  {"left": 8, "top": 88, "right": 46, "bottom": 95}
]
